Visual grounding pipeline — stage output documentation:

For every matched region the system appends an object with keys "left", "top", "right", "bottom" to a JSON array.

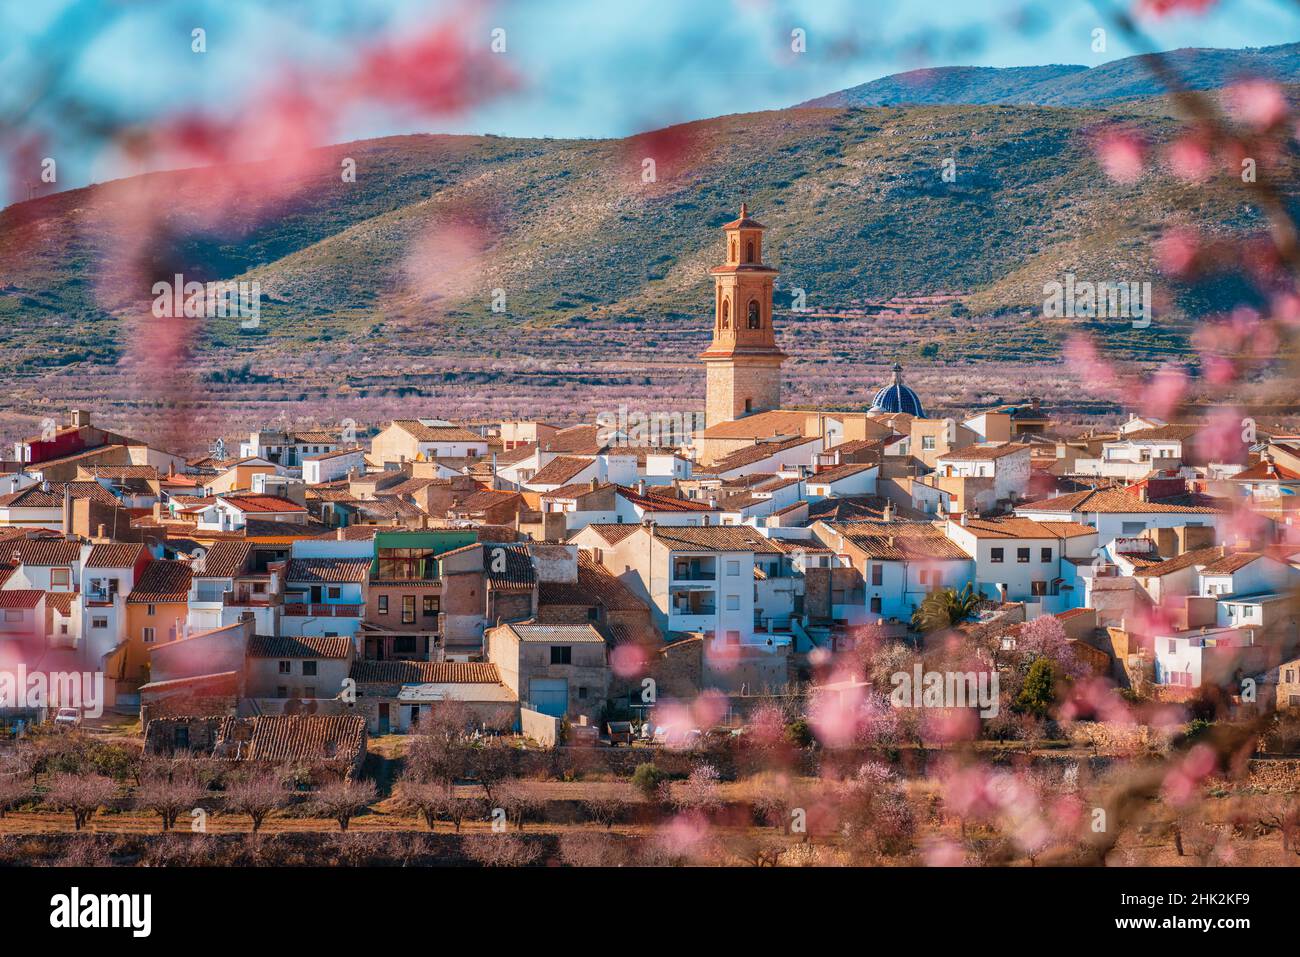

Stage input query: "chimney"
[
  {"left": 336, "top": 528, "right": 345, "bottom": 541},
  {"left": 882, "top": 502, "right": 895, "bottom": 523},
  {"left": 960, "top": 511, "right": 969, "bottom": 526},
  {"left": 96, "top": 523, "right": 106, "bottom": 540},
  {"left": 590, "top": 476, "right": 599, "bottom": 492},
  {"left": 62, "top": 483, "right": 72, "bottom": 535},
  {"left": 637, "top": 479, "right": 647, "bottom": 496}
]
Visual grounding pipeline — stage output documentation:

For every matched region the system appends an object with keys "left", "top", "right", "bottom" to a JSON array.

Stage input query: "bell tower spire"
[{"left": 701, "top": 204, "right": 785, "bottom": 427}]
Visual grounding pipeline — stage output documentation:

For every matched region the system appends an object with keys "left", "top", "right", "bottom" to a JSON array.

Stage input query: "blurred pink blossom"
[
  {"left": 1227, "top": 79, "right": 1288, "bottom": 132},
  {"left": 1095, "top": 130, "right": 1144, "bottom": 183}
]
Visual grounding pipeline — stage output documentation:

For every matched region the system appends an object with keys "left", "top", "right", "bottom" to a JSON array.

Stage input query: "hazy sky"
[{"left": 3, "top": 0, "right": 1298, "bottom": 202}]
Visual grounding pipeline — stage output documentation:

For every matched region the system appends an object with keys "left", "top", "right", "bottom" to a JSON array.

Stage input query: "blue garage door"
[{"left": 529, "top": 678, "right": 568, "bottom": 717}]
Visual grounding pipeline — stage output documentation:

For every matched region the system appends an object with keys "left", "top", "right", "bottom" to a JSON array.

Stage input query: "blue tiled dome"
[{"left": 870, "top": 363, "right": 926, "bottom": 418}]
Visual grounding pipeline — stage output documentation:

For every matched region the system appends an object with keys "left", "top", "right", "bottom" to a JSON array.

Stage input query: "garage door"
[{"left": 529, "top": 678, "right": 568, "bottom": 717}]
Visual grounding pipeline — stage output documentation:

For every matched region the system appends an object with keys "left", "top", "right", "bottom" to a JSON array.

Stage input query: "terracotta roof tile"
[
  {"left": 84, "top": 542, "right": 146, "bottom": 568},
  {"left": 248, "top": 634, "right": 353, "bottom": 659},
  {"left": 392, "top": 420, "right": 485, "bottom": 443},
  {"left": 9, "top": 538, "right": 83, "bottom": 566},
  {"left": 215, "top": 714, "right": 365, "bottom": 765},
  {"left": 528, "top": 456, "right": 595, "bottom": 486},
  {"left": 126, "top": 561, "right": 193, "bottom": 603},
  {"left": 350, "top": 660, "right": 501, "bottom": 684},
  {"left": 1019, "top": 487, "right": 1228, "bottom": 514},
  {"left": 286, "top": 558, "right": 370, "bottom": 583},
  {"left": 0, "top": 589, "right": 44, "bottom": 609}
]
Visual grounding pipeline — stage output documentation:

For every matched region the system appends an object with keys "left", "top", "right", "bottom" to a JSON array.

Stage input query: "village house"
[
  {"left": 943, "top": 515, "right": 1098, "bottom": 612},
  {"left": 122, "top": 560, "right": 194, "bottom": 682},
  {"left": 238, "top": 429, "right": 343, "bottom": 470},
  {"left": 349, "top": 659, "right": 515, "bottom": 734},
  {"left": 811, "top": 520, "right": 974, "bottom": 626},
  {"left": 485, "top": 621, "right": 610, "bottom": 722},
  {"left": 302, "top": 447, "right": 368, "bottom": 484},
  {"left": 369, "top": 420, "right": 489, "bottom": 467},
  {"left": 245, "top": 633, "right": 354, "bottom": 703}
]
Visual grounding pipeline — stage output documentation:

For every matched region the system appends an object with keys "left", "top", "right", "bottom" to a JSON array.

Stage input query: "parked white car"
[{"left": 53, "top": 708, "right": 82, "bottom": 729}]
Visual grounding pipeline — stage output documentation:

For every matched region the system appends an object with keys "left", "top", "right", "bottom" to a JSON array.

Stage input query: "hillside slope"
[
  {"left": 798, "top": 42, "right": 1300, "bottom": 108},
  {"left": 0, "top": 57, "right": 1298, "bottom": 446}
]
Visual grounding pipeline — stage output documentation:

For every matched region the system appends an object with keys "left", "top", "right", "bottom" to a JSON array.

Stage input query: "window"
[
  {"left": 1040, "top": 548, "right": 1052, "bottom": 563},
  {"left": 143, "top": 627, "right": 156, "bottom": 643},
  {"left": 327, "top": 586, "right": 341, "bottom": 600},
  {"left": 1031, "top": 581, "right": 1047, "bottom": 597},
  {"left": 277, "top": 686, "right": 287, "bottom": 698},
  {"left": 747, "top": 300, "right": 760, "bottom": 328},
  {"left": 50, "top": 568, "right": 70, "bottom": 588},
  {"left": 1017, "top": 548, "right": 1030, "bottom": 563},
  {"left": 727, "top": 561, "right": 740, "bottom": 576},
  {"left": 1285, "top": 669, "right": 1294, "bottom": 683},
  {"left": 726, "top": 595, "right": 740, "bottom": 611},
  {"left": 577, "top": 686, "right": 588, "bottom": 699},
  {"left": 402, "top": 595, "right": 415, "bottom": 624},
  {"left": 278, "top": 661, "right": 291, "bottom": 674},
  {"left": 302, "top": 661, "right": 318, "bottom": 677},
  {"left": 871, "top": 564, "right": 883, "bottom": 586},
  {"left": 91, "top": 616, "right": 108, "bottom": 629},
  {"left": 423, "top": 596, "right": 438, "bottom": 617},
  {"left": 378, "top": 595, "right": 388, "bottom": 614},
  {"left": 4, "top": 610, "right": 20, "bottom": 623},
  {"left": 725, "top": 630, "right": 741, "bottom": 645},
  {"left": 870, "top": 596, "right": 882, "bottom": 613},
  {"left": 922, "top": 436, "right": 936, "bottom": 451},
  {"left": 587, "top": 606, "right": 599, "bottom": 620},
  {"left": 147, "top": 603, "right": 157, "bottom": 616},
  {"left": 304, "top": 686, "right": 316, "bottom": 698},
  {"left": 745, "top": 240, "right": 754, "bottom": 264},
  {"left": 744, "top": 398, "right": 753, "bottom": 414},
  {"left": 1168, "top": 640, "right": 1178, "bottom": 654},
  {"left": 990, "top": 548, "right": 1004, "bottom": 563},
  {"left": 550, "top": 646, "right": 572, "bottom": 665}
]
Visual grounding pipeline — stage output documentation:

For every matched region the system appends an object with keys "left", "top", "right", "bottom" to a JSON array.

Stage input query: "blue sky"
[{"left": 2, "top": 0, "right": 1299, "bottom": 202}]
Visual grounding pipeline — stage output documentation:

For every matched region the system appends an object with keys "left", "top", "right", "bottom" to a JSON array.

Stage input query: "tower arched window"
[
  {"left": 721, "top": 299, "right": 730, "bottom": 329},
  {"left": 745, "top": 241, "right": 754, "bottom": 264},
  {"left": 747, "top": 300, "right": 760, "bottom": 329}
]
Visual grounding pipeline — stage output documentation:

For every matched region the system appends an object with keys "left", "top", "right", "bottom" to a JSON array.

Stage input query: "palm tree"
[{"left": 911, "top": 583, "right": 983, "bottom": 633}]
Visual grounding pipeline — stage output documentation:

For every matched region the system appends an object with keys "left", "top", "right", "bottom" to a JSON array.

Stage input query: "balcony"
[
  {"left": 672, "top": 559, "right": 717, "bottom": 582},
  {"left": 223, "top": 590, "right": 277, "bottom": 607},
  {"left": 283, "top": 603, "right": 363, "bottom": 617}
]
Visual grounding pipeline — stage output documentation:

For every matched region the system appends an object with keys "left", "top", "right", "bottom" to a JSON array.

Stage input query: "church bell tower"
[{"left": 700, "top": 204, "right": 785, "bottom": 427}]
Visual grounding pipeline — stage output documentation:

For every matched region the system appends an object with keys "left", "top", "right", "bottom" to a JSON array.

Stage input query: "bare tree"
[
  {"left": 581, "top": 796, "right": 628, "bottom": 830},
  {"left": 492, "top": 781, "right": 544, "bottom": 831},
  {"left": 558, "top": 832, "right": 627, "bottom": 867},
  {"left": 224, "top": 771, "right": 289, "bottom": 832},
  {"left": 134, "top": 777, "right": 207, "bottom": 832},
  {"left": 314, "top": 779, "right": 378, "bottom": 831},
  {"left": 465, "top": 834, "right": 541, "bottom": 867},
  {"left": 467, "top": 738, "right": 514, "bottom": 804},
  {"left": 0, "top": 775, "right": 30, "bottom": 818},
  {"left": 397, "top": 780, "right": 476, "bottom": 831},
  {"left": 46, "top": 773, "right": 118, "bottom": 831}
]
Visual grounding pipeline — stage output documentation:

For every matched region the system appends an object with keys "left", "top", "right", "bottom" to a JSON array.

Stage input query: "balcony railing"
[
  {"left": 283, "top": 603, "right": 363, "bottom": 617},
  {"left": 223, "top": 591, "right": 276, "bottom": 607}
]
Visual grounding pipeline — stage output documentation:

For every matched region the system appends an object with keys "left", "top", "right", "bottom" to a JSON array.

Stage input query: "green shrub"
[{"left": 631, "top": 763, "right": 667, "bottom": 799}]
